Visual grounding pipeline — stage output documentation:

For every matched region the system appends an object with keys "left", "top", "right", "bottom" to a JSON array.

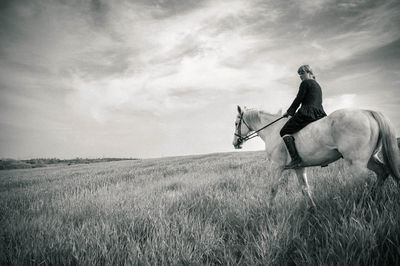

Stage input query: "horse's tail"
[{"left": 369, "top": 110, "right": 400, "bottom": 182}]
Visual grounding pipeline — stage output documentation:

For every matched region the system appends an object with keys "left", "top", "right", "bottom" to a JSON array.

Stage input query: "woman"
[{"left": 280, "top": 65, "right": 327, "bottom": 169}]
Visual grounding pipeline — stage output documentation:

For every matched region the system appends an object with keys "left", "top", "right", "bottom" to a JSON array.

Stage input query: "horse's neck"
[{"left": 245, "top": 110, "right": 285, "bottom": 154}]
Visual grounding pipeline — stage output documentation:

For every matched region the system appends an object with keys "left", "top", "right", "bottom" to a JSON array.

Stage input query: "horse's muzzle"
[{"left": 233, "top": 139, "right": 243, "bottom": 149}]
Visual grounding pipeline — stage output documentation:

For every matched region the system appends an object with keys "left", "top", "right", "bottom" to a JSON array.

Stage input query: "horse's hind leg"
[
  {"left": 367, "top": 154, "right": 389, "bottom": 195},
  {"left": 295, "top": 168, "right": 316, "bottom": 208},
  {"left": 346, "top": 160, "right": 370, "bottom": 180},
  {"left": 344, "top": 157, "right": 378, "bottom": 199}
]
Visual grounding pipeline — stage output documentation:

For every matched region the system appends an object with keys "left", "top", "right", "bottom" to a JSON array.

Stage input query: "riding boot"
[{"left": 283, "top": 135, "right": 303, "bottom": 169}]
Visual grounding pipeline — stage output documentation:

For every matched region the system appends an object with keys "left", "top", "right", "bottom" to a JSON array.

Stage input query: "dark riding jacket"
[
  {"left": 286, "top": 79, "right": 326, "bottom": 119},
  {"left": 280, "top": 79, "right": 326, "bottom": 137}
]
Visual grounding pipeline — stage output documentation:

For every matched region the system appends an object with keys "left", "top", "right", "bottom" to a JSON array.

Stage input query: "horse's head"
[{"left": 232, "top": 105, "right": 252, "bottom": 149}]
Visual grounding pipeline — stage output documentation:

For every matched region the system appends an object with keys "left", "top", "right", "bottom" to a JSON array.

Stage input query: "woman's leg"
[{"left": 279, "top": 114, "right": 309, "bottom": 169}]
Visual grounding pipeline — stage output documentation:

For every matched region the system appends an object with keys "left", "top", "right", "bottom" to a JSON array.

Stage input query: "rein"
[{"left": 235, "top": 113, "right": 285, "bottom": 143}]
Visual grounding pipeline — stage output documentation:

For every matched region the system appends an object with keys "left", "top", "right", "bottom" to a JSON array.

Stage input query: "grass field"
[{"left": 1, "top": 151, "right": 399, "bottom": 265}]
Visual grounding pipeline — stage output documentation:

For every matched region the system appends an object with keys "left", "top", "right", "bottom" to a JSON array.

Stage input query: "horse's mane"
[{"left": 244, "top": 108, "right": 278, "bottom": 125}]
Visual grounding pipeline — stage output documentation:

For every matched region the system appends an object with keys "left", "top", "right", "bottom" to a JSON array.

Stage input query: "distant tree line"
[
  {"left": 1, "top": 138, "right": 399, "bottom": 171},
  {"left": 0, "top": 158, "right": 139, "bottom": 170}
]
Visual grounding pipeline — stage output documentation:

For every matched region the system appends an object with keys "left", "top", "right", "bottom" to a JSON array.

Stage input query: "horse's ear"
[{"left": 237, "top": 105, "right": 242, "bottom": 114}]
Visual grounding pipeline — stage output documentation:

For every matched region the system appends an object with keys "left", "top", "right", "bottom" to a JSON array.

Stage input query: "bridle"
[
  {"left": 234, "top": 112, "right": 252, "bottom": 144},
  {"left": 235, "top": 112, "right": 285, "bottom": 145}
]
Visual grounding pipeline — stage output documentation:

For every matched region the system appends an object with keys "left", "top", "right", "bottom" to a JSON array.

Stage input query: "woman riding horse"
[{"left": 281, "top": 65, "right": 327, "bottom": 169}]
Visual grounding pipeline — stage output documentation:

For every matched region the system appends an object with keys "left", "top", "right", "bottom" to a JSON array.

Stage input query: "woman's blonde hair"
[{"left": 297, "top": 65, "right": 316, "bottom": 80}]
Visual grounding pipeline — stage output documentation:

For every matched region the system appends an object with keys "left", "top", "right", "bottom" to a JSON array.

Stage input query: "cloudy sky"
[{"left": 1, "top": 0, "right": 399, "bottom": 159}]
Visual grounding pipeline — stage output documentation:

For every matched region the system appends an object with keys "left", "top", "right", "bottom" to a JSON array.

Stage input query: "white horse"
[{"left": 232, "top": 106, "right": 400, "bottom": 207}]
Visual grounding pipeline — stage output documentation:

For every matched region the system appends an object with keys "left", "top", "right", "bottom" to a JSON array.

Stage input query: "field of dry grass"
[{"left": 1, "top": 151, "right": 399, "bottom": 265}]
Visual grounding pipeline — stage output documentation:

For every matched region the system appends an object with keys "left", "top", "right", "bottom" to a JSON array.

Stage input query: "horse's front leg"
[
  {"left": 268, "top": 144, "right": 289, "bottom": 207},
  {"left": 295, "top": 168, "right": 316, "bottom": 208},
  {"left": 269, "top": 163, "right": 286, "bottom": 207}
]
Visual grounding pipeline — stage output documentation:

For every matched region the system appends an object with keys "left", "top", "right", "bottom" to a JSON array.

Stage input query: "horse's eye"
[{"left": 235, "top": 122, "right": 238, "bottom": 126}]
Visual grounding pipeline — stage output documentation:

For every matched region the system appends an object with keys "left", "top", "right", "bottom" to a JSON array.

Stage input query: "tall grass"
[{"left": 0, "top": 151, "right": 399, "bottom": 265}]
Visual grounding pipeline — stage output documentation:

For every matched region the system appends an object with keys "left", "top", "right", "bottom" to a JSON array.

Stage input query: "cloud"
[{"left": 64, "top": 0, "right": 292, "bottom": 121}]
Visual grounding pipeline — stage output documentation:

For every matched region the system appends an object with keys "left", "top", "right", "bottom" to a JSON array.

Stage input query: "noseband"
[{"left": 235, "top": 112, "right": 285, "bottom": 144}]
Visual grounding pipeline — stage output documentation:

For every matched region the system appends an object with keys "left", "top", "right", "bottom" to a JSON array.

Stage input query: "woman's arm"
[{"left": 286, "top": 81, "right": 307, "bottom": 116}]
